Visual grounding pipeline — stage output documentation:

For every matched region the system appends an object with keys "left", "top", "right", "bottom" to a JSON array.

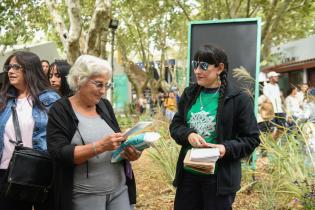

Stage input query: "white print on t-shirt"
[{"left": 189, "top": 110, "right": 216, "bottom": 138}]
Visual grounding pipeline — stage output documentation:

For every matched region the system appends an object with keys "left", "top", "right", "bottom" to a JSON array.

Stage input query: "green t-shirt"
[{"left": 184, "top": 89, "right": 219, "bottom": 175}]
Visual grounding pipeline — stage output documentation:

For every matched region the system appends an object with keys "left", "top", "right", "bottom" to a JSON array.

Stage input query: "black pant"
[
  {"left": 174, "top": 171, "right": 236, "bottom": 210},
  {"left": 0, "top": 169, "right": 51, "bottom": 210}
]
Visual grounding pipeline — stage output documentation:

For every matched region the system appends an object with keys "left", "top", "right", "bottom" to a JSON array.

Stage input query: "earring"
[{"left": 217, "top": 74, "right": 221, "bottom": 82}]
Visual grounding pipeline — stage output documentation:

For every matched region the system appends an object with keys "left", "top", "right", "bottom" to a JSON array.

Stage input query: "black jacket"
[
  {"left": 47, "top": 97, "right": 136, "bottom": 210},
  {"left": 170, "top": 84, "right": 260, "bottom": 195}
]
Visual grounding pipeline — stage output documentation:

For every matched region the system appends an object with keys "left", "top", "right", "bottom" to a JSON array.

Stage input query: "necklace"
[{"left": 200, "top": 88, "right": 220, "bottom": 110}]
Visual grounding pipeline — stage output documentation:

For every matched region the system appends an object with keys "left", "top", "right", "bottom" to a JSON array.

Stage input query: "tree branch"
[
  {"left": 116, "top": 34, "right": 146, "bottom": 97},
  {"left": 84, "top": 0, "right": 110, "bottom": 56},
  {"left": 246, "top": 0, "right": 251, "bottom": 17},
  {"left": 234, "top": 0, "right": 244, "bottom": 16},
  {"left": 128, "top": 2, "right": 148, "bottom": 69},
  {"left": 45, "top": 0, "right": 68, "bottom": 48},
  {"left": 249, "top": 4, "right": 259, "bottom": 17},
  {"left": 262, "top": 0, "right": 291, "bottom": 58},
  {"left": 225, "top": 0, "right": 232, "bottom": 18},
  {"left": 287, "top": 0, "right": 308, "bottom": 12},
  {"left": 67, "top": 0, "right": 82, "bottom": 64},
  {"left": 174, "top": 0, "right": 191, "bottom": 21},
  {"left": 261, "top": 0, "right": 279, "bottom": 44}
]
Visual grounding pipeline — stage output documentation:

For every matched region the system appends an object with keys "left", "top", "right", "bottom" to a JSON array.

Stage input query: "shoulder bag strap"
[{"left": 11, "top": 105, "right": 23, "bottom": 146}]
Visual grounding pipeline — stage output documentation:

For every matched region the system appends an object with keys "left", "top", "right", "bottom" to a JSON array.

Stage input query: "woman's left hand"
[
  {"left": 207, "top": 143, "right": 226, "bottom": 158},
  {"left": 121, "top": 146, "right": 142, "bottom": 161}
]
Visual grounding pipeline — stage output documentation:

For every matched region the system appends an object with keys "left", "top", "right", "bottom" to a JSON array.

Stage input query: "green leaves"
[{"left": 0, "top": 0, "right": 48, "bottom": 46}]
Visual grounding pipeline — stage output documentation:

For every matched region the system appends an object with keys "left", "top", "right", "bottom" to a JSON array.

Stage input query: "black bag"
[{"left": 1, "top": 105, "right": 53, "bottom": 203}]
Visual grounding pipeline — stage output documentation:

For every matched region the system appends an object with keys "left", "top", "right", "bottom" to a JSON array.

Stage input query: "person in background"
[
  {"left": 263, "top": 71, "right": 286, "bottom": 139},
  {"left": 296, "top": 83, "right": 309, "bottom": 107},
  {"left": 48, "top": 60, "right": 72, "bottom": 97},
  {"left": 257, "top": 87, "right": 274, "bottom": 133},
  {"left": 303, "top": 88, "right": 315, "bottom": 123},
  {"left": 302, "top": 89, "right": 315, "bottom": 152},
  {"left": 0, "top": 51, "right": 60, "bottom": 210},
  {"left": 149, "top": 94, "right": 158, "bottom": 116},
  {"left": 41, "top": 60, "right": 50, "bottom": 76},
  {"left": 137, "top": 94, "right": 146, "bottom": 114},
  {"left": 164, "top": 91, "right": 177, "bottom": 121},
  {"left": 46, "top": 55, "right": 140, "bottom": 210},
  {"left": 285, "top": 86, "right": 303, "bottom": 127},
  {"left": 157, "top": 91, "right": 166, "bottom": 114},
  {"left": 170, "top": 44, "right": 260, "bottom": 210}
]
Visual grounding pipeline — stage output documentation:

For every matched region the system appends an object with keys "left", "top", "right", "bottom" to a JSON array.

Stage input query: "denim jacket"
[{"left": 0, "top": 88, "right": 60, "bottom": 159}]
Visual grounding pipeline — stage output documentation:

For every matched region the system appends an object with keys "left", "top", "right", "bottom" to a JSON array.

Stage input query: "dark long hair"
[
  {"left": 48, "top": 60, "right": 72, "bottom": 97},
  {"left": 0, "top": 51, "right": 51, "bottom": 111},
  {"left": 194, "top": 44, "right": 229, "bottom": 136}
]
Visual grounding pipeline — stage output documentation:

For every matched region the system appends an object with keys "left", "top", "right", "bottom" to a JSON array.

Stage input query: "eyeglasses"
[
  {"left": 192, "top": 60, "right": 213, "bottom": 71},
  {"left": 3, "top": 64, "right": 23, "bottom": 72},
  {"left": 90, "top": 80, "right": 112, "bottom": 90}
]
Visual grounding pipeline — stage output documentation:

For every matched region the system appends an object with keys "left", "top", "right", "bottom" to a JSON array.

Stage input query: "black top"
[
  {"left": 47, "top": 97, "right": 136, "bottom": 210},
  {"left": 169, "top": 84, "right": 260, "bottom": 195}
]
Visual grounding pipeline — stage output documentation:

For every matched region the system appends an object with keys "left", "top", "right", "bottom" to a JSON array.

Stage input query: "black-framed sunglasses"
[
  {"left": 191, "top": 60, "right": 211, "bottom": 71},
  {"left": 90, "top": 80, "right": 112, "bottom": 90},
  {"left": 3, "top": 64, "right": 23, "bottom": 72}
]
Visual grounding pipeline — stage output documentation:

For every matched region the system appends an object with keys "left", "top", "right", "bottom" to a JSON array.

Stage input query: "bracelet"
[{"left": 92, "top": 142, "right": 99, "bottom": 158}]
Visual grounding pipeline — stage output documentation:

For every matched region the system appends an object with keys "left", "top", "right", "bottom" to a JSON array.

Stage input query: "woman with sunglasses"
[
  {"left": 0, "top": 51, "right": 60, "bottom": 210},
  {"left": 170, "top": 44, "right": 260, "bottom": 210},
  {"left": 46, "top": 55, "right": 140, "bottom": 210},
  {"left": 48, "top": 60, "right": 72, "bottom": 97}
]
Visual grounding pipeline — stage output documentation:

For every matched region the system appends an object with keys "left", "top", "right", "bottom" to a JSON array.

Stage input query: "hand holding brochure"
[
  {"left": 123, "top": 121, "right": 152, "bottom": 137},
  {"left": 111, "top": 132, "right": 160, "bottom": 163}
]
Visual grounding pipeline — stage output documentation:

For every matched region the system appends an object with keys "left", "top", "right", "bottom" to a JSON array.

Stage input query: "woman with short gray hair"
[{"left": 47, "top": 55, "right": 140, "bottom": 210}]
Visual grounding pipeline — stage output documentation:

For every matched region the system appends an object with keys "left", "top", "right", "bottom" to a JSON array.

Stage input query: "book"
[
  {"left": 190, "top": 148, "right": 220, "bottom": 162},
  {"left": 123, "top": 121, "right": 152, "bottom": 137},
  {"left": 183, "top": 150, "right": 216, "bottom": 174},
  {"left": 111, "top": 132, "right": 160, "bottom": 163}
]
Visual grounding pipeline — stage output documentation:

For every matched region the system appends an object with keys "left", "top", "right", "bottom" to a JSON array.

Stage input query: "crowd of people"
[
  {"left": 0, "top": 52, "right": 140, "bottom": 210},
  {"left": 0, "top": 46, "right": 313, "bottom": 210},
  {"left": 257, "top": 71, "right": 315, "bottom": 149},
  {"left": 136, "top": 89, "right": 180, "bottom": 121},
  {"left": 258, "top": 71, "right": 315, "bottom": 135}
]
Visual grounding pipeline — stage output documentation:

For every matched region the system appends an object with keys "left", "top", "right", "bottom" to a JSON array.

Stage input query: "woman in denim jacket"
[{"left": 0, "top": 51, "right": 60, "bottom": 210}]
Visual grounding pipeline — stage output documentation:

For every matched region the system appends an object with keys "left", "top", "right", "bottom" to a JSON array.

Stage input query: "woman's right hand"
[
  {"left": 97, "top": 132, "right": 126, "bottom": 151},
  {"left": 188, "top": 133, "right": 209, "bottom": 148},
  {"left": 74, "top": 133, "right": 126, "bottom": 165}
]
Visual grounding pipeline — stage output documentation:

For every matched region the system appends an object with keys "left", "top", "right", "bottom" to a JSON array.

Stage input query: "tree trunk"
[
  {"left": 45, "top": 0, "right": 68, "bottom": 49},
  {"left": 117, "top": 35, "right": 147, "bottom": 98},
  {"left": 67, "top": 0, "right": 82, "bottom": 64},
  {"left": 46, "top": 0, "right": 111, "bottom": 64},
  {"left": 84, "top": 0, "right": 110, "bottom": 57}
]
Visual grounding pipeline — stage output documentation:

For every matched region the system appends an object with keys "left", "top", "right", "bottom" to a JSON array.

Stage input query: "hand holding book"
[
  {"left": 207, "top": 143, "right": 226, "bottom": 158},
  {"left": 111, "top": 132, "right": 160, "bottom": 163},
  {"left": 123, "top": 121, "right": 152, "bottom": 137},
  {"left": 184, "top": 148, "right": 220, "bottom": 174}
]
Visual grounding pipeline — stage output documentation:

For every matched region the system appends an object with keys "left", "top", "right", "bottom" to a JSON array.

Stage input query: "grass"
[{"left": 252, "top": 127, "right": 315, "bottom": 209}]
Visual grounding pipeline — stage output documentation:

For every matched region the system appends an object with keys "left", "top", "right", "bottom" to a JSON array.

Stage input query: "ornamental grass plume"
[{"left": 232, "top": 66, "right": 256, "bottom": 99}]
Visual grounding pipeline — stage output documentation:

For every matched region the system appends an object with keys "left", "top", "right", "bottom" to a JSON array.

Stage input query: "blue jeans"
[{"left": 174, "top": 171, "right": 236, "bottom": 210}]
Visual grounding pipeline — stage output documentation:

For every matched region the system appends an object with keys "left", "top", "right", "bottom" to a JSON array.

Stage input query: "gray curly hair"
[{"left": 67, "top": 55, "right": 112, "bottom": 91}]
